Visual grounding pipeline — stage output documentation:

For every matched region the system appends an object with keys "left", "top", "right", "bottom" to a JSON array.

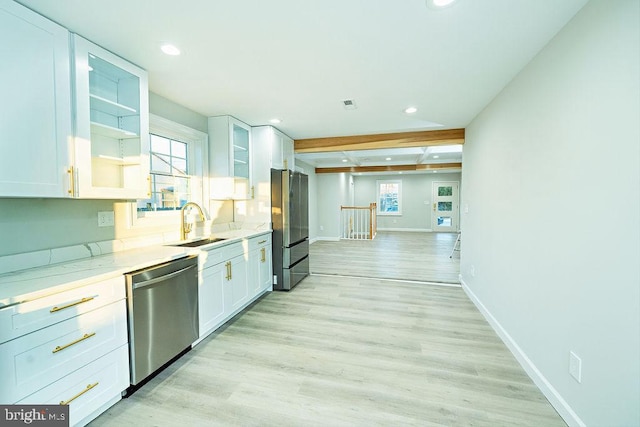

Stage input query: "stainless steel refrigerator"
[{"left": 271, "top": 169, "right": 309, "bottom": 291}]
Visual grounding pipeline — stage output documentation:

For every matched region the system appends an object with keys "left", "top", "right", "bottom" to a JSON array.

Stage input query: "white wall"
[
  {"left": 460, "top": 1, "right": 639, "bottom": 426},
  {"left": 316, "top": 172, "right": 352, "bottom": 239},
  {"left": 295, "top": 160, "right": 318, "bottom": 243},
  {"left": 354, "top": 172, "right": 461, "bottom": 231}
]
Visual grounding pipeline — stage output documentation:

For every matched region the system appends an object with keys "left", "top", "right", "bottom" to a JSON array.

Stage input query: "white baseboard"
[
  {"left": 459, "top": 276, "right": 585, "bottom": 427},
  {"left": 377, "top": 228, "right": 433, "bottom": 232},
  {"left": 314, "top": 236, "right": 340, "bottom": 242}
]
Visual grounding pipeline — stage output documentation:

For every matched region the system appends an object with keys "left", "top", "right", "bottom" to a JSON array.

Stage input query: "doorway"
[{"left": 431, "top": 181, "right": 459, "bottom": 232}]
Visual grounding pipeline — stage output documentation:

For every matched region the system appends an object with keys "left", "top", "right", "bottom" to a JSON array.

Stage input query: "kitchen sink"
[{"left": 168, "top": 237, "right": 228, "bottom": 248}]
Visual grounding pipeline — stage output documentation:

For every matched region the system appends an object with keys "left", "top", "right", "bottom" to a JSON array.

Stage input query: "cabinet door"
[
  {"left": 209, "top": 116, "right": 252, "bottom": 200},
  {"left": 228, "top": 255, "right": 248, "bottom": 312},
  {"left": 282, "top": 133, "right": 295, "bottom": 171},
  {"left": 199, "top": 261, "right": 228, "bottom": 337},
  {"left": 230, "top": 117, "right": 251, "bottom": 181},
  {"left": 0, "top": 1, "right": 72, "bottom": 197},
  {"left": 72, "top": 35, "right": 150, "bottom": 199},
  {"left": 259, "top": 243, "right": 273, "bottom": 293}
]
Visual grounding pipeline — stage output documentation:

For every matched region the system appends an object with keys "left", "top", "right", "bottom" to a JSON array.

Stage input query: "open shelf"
[
  {"left": 91, "top": 122, "right": 139, "bottom": 139},
  {"left": 94, "top": 154, "right": 141, "bottom": 166},
  {"left": 90, "top": 94, "right": 137, "bottom": 117}
]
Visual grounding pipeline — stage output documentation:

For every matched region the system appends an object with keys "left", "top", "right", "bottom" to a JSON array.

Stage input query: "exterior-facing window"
[
  {"left": 377, "top": 179, "right": 402, "bottom": 215},
  {"left": 137, "top": 134, "right": 190, "bottom": 212},
  {"left": 128, "top": 114, "right": 207, "bottom": 228}
]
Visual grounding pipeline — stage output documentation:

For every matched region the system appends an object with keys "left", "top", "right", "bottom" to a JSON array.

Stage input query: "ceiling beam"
[
  {"left": 315, "top": 163, "right": 462, "bottom": 174},
  {"left": 295, "top": 128, "right": 465, "bottom": 153}
]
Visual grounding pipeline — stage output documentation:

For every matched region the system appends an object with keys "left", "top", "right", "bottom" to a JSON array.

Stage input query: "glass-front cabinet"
[
  {"left": 208, "top": 115, "right": 252, "bottom": 199},
  {"left": 72, "top": 35, "right": 149, "bottom": 199}
]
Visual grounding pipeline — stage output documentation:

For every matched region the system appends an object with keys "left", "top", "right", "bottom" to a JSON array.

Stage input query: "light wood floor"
[
  {"left": 90, "top": 274, "right": 565, "bottom": 426},
  {"left": 310, "top": 231, "right": 461, "bottom": 283}
]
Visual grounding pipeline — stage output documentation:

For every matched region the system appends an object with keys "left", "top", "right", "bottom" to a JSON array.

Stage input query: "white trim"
[
  {"left": 315, "top": 236, "right": 340, "bottom": 242},
  {"left": 309, "top": 237, "right": 319, "bottom": 244},
  {"left": 311, "top": 273, "right": 461, "bottom": 287},
  {"left": 127, "top": 114, "right": 209, "bottom": 230},
  {"left": 460, "top": 276, "right": 586, "bottom": 427},
  {"left": 378, "top": 227, "right": 433, "bottom": 232},
  {"left": 376, "top": 179, "right": 402, "bottom": 216}
]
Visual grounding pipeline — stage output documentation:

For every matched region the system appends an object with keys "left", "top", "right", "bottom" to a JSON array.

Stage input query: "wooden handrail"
[{"left": 341, "top": 203, "right": 377, "bottom": 240}]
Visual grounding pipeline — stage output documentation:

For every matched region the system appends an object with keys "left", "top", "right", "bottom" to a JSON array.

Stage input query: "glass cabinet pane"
[
  {"left": 232, "top": 123, "right": 250, "bottom": 179},
  {"left": 73, "top": 34, "right": 149, "bottom": 199}
]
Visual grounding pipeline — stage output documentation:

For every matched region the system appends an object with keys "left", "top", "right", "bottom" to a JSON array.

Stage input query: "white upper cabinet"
[
  {"left": 0, "top": 0, "right": 73, "bottom": 198},
  {"left": 252, "top": 126, "right": 294, "bottom": 171},
  {"left": 72, "top": 35, "right": 150, "bottom": 199},
  {"left": 209, "top": 116, "right": 252, "bottom": 199}
]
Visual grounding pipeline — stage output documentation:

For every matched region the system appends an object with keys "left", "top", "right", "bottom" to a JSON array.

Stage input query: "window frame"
[
  {"left": 126, "top": 114, "right": 208, "bottom": 229},
  {"left": 376, "top": 179, "right": 402, "bottom": 216}
]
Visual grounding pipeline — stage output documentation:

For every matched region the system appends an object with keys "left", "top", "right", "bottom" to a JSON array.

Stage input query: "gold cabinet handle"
[
  {"left": 60, "top": 382, "right": 99, "bottom": 405},
  {"left": 67, "top": 167, "right": 75, "bottom": 197},
  {"left": 257, "top": 240, "right": 267, "bottom": 244},
  {"left": 50, "top": 297, "right": 94, "bottom": 313},
  {"left": 251, "top": 186, "right": 255, "bottom": 199},
  {"left": 225, "top": 261, "right": 231, "bottom": 280},
  {"left": 147, "top": 175, "right": 152, "bottom": 197},
  {"left": 53, "top": 332, "right": 96, "bottom": 354},
  {"left": 260, "top": 247, "right": 266, "bottom": 263}
]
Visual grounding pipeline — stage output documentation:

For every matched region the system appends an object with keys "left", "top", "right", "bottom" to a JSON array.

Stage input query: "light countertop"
[{"left": 0, "top": 229, "right": 271, "bottom": 309}]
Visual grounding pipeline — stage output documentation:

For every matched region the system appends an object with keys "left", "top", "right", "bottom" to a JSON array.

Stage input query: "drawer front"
[
  {"left": 248, "top": 234, "right": 271, "bottom": 251},
  {"left": 0, "top": 299, "right": 127, "bottom": 403},
  {"left": 202, "top": 241, "right": 245, "bottom": 269},
  {"left": 0, "top": 275, "right": 125, "bottom": 344},
  {"left": 18, "top": 345, "right": 129, "bottom": 427}
]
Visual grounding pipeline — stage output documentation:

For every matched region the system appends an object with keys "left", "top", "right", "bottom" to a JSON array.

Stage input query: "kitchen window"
[
  {"left": 139, "top": 134, "right": 190, "bottom": 212},
  {"left": 127, "top": 114, "right": 208, "bottom": 228},
  {"left": 377, "top": 179, "right": 402, "bottom": 215}
]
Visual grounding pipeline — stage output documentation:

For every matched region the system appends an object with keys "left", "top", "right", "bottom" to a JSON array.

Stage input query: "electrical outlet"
[
  {"left": 569, "top": 351, "right": 582, "bottom": 383},
  {"left": 320, "top": 225, "right": 324, "bottom": 231},
  {"left": 464, "top": 203, "right": 469, "bottom": 213},
  {"left": 97, "top": 211, "right": 115, "bottom": 227}
]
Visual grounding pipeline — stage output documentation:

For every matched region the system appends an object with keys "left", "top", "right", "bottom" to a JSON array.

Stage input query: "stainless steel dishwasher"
[{"left": 125, "top": 255, "right": 199, "bottom": 387}]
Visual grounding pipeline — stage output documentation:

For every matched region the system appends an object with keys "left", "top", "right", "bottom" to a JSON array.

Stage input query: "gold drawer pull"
[
  {"left": 53, "top": 332, "right": 96, "bottom": 354},
  {"left": 257, "top": 240, "right": 267, "bottom": 244},
  {"left": 60, "top": 382, "right": 99, "bottom": 405},
  {"left": 50, "top": 297, "right": 95, "bottom": 313},
  {"left": 260, "top": 247, "right": 266, "bottom": 262}
]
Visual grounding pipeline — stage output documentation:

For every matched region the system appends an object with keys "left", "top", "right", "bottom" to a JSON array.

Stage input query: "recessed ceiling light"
[
  {"left": 433, "top": 155, "right": 440, "bottom": 159},
  {"left": 161, "top": 44, "right": 181, "bottom": 56},
  {"left": 386, "top": 157, "right": 392, "bottom": 161},
  {"left": 342, "top": 159, "right": 348, "bottom": 163},
  {"left": 426, "top": 0, "right": 457, "bottom": 9},
  {"left": 269, "top": 118, "right": 282, "bottom": 124},
  {"left": 404, "top": 107, "right": 418, "bottom": 114}
]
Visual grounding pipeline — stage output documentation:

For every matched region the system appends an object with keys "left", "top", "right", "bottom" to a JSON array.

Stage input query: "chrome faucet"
[{"left": 180, "top": 202, "right": 206, "bottom": 240}]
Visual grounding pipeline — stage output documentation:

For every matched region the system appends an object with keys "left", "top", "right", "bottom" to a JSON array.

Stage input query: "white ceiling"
[{"left": 17, "top": 0, "right": 588, "bottom": 170}]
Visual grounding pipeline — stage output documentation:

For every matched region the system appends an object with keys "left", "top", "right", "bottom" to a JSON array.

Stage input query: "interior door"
[{"left": 432, "top": 181, "right": 459, "bottom": 232}]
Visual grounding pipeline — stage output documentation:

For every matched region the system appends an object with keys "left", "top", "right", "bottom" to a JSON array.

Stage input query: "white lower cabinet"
[
  {"left": 0, "top": 276, "right": 129, "bottom": 427},
  {"left": 197, "top": 233, "right": 272, "bottom": 342},
  {"left": 249, "top": 235, "right": 273, "bottom": 296},
  {"left": 18, "top": 345, "right": 129, "bottom": 427}
]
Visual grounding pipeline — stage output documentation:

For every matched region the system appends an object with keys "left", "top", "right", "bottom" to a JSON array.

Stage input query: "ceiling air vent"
[{"left": 342, "top": 99, "right": 357, "bottom": 110}]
